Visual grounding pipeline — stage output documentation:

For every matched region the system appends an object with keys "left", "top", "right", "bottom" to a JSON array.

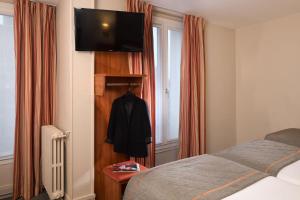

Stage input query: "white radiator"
[{"left": 42, "top": 125, "right": 66, "bottom": 200}]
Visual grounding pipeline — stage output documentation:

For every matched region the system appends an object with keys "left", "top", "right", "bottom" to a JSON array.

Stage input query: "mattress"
[
  {"left": 222, "top": 176, "right": 300, "bottom": 200},
  {"left": 123, "top": 155, "right": 267, "bottom": 200},
  {"left": 265, "top": 128, "right": 300, "bottom": 147},
  {"left": 215, "top": 140, "right": 300, "bottom": 176}
]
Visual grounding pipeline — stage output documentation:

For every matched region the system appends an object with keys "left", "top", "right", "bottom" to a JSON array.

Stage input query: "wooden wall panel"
[
  {"left": 94, "top": 52, "right": 131, "bottom": 200},
  {"left": 95, "top": 52, "right": 130, "bottom": 74}
]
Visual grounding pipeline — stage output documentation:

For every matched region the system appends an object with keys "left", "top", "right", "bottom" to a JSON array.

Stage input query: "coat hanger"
[{"left": 126, "top": 83, "right": 135, "bottom": 96}]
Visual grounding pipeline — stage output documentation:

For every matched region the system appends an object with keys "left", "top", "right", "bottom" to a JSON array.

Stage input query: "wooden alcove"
[{"left": 94, "top": 52, "right": 145, "bottom": 200}]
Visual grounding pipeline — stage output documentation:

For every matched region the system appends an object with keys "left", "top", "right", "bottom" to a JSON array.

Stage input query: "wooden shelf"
[{"left": 95, "top": 74, "right": 146, "bottom": 96}]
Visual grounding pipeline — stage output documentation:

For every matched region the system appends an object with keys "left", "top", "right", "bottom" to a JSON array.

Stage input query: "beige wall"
[
  {"left": 96, "top": 0, "right": 125, "bottom": 10},
  {"left": 205, "top": 23, "right": 236, "bottom": 153},
  {"left": 236, "top": 13, "right": 300, "bottom": 143}
]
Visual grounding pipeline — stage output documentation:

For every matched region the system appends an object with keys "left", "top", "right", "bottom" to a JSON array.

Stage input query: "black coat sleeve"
[
  {"left": 143, "top": 101, "right": 152, "bottom": 144},
  {"left": 106, "top": 101, "right": 117, "bottom": 144}
]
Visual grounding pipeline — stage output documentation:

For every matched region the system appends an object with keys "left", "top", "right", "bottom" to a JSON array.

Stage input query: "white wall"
[
  {"left": 56, "top": 0, "right": 95, "bottom": 199},
  {"left": 72, "top": 1, "right": 95, "bottom": 199},
  {"left": 236, "top": 13, "right": 300, "bottom": 143},
  {"left": 205, "top": 23, "right": 236, "bottom": 153},
  {"left": 55, "top": 0, "right": 74, "bottom": 199}
]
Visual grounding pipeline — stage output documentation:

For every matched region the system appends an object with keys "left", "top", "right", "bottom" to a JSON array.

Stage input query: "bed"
[
  {"left": 124, "top": 131, "right": 300, "bottom": 200},
  {"left": 215, "top": 140, "right": 300, "bottom": 185},
  {"left": 265, "top": 128, "right": 300, "bottom": 147},
  {"left": 124, "top": 154, "right": 300, "bottom": 200},
  {"left": 124, "top": 155, "right": 269, "bottom": 200}
]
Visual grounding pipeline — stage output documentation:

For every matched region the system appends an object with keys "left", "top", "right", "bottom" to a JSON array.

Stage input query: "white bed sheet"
[
  {"left": 277, "top": 160, "right": 300, "bottom": 186},
  {"left": 222, "top": 176, "right": 300, "bottom": 200}
]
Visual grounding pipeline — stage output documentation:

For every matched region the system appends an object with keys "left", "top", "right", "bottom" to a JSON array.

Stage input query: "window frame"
[
  {"left": 153, "top": 15, "right": 183, "bottom": 151},
  {"left": 0, "top": 2, "right": 14, "bottom": 162}
]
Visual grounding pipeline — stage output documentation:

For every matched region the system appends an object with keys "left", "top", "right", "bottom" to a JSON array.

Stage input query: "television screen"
[{"left": 75, "top": 8, "right": 144, "bottom": 52}]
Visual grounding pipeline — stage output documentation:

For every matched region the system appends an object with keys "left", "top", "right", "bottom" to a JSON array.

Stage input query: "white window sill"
[{"left": 156, "top": 140, "right": 178, "bottom": 153}]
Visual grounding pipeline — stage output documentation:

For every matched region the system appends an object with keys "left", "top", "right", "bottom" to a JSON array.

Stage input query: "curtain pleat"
[
  {"left": 127, "top": 0, "right": 156, "bottom": 168},
  {"left": 179, "top": 15, "right": 206, "bottom": 159},
  {"left": 13, "top": 0, "right": 56, "bottom": 199}
]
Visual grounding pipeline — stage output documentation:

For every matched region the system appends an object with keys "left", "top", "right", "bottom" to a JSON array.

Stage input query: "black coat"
[{"left": 106, "top": 92, "right": 151, "bottom": 157}]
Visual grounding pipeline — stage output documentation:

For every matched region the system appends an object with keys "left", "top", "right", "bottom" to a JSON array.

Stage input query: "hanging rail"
[{"left": 106, "top": 83, "right": 142, "bottom": 87}]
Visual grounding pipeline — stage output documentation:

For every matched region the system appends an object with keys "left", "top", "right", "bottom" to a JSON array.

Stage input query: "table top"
[{"left": 103, "top": 161, "right": 148, "bottom": 183}]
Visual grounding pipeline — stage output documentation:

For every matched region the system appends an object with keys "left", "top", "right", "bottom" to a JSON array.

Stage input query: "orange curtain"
[
  {"left": 127, "top": 0, "right": 156, "bottom": 167},
  {"left": 13, "top": 0, "right": 56, "bottom": 199},
  {"left": 179, "top": 15, "right": 206, "bottom": 159}
]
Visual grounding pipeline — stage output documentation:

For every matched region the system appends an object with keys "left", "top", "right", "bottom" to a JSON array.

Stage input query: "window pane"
[
  {"left": 0, "top": 15, "right": 15, "bottom": 158},
  {"left": 153, "top": 26, "right": 163, "bottom": 144},
  {"left": 167, "top": 29, "right": 182, "bottom": 141}
]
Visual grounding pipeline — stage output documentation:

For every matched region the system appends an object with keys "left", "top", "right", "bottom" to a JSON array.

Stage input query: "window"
[
  {"left": 0, "top": 14, "right": 15, "bottom": 159},
  {"left": 153, "top": 16, "right": 182, "bottom": 147}
]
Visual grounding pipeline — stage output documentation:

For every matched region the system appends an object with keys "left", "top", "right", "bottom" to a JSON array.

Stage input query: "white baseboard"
[
  {"left": 0, "top": 184, "right": 13, "bottom": 199},
  {"left": 65, "top": 193, "right": 96, "bottom": 200}
]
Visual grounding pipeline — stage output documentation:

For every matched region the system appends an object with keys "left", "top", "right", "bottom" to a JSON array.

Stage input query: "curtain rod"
[
  {"left": 0, "top": 0, "right": 14, "bottom": 4},
  {"left": 1, "top": 0, "right": 57, "bottom": 6},
  {"left": 30, "top": 0, "right": 57, "bottom": 6}
]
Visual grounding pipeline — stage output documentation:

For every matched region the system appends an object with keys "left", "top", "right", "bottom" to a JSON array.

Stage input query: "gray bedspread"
[
  {"left": 265, "top": 128, "right": 300, "bottom": 147},
  {"left": 124, "top": 155, "right": 267, "bottom": 200},
  {"left": 215, "top": 140, "right": 300, "bottom": 176}
]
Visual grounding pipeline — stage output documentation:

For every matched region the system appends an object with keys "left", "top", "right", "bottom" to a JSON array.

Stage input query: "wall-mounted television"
[{"left": 75, "top": 8, "right": 144, "bottom": 52}]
